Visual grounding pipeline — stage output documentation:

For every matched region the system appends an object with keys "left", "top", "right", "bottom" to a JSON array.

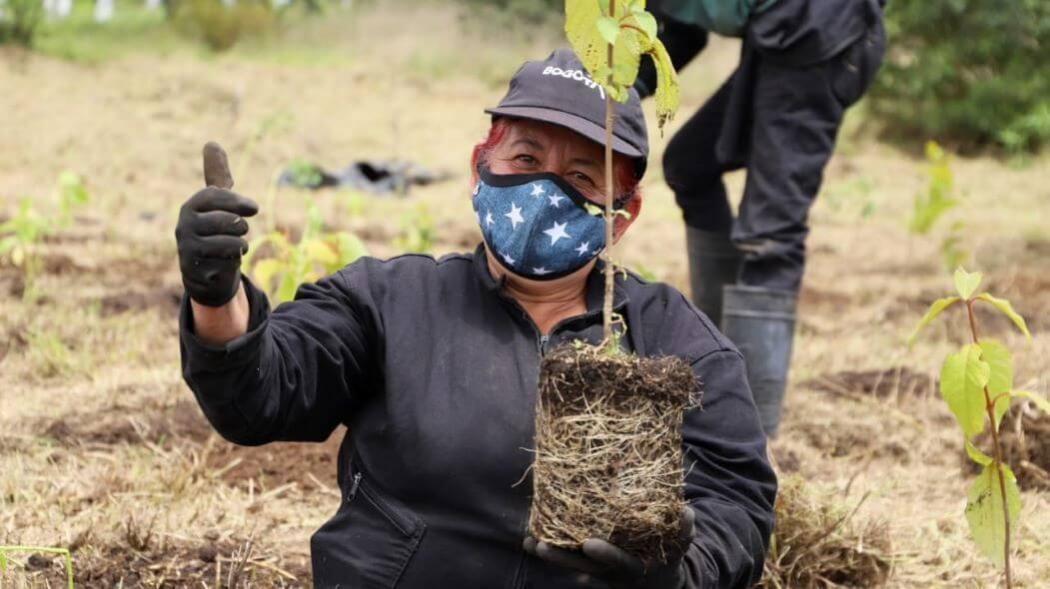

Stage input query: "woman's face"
[{"left": 486, "top": 119, "right": 613, "bottom": 205}]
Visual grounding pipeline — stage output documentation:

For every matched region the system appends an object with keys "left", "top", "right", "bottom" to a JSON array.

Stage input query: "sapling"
[
  {"left": 526, "top": 0, "right": 691, "bottom": 563},
  {"left": 908, "top": 141, "right": 969, "bottom": 270},
  {"left": 565, "top": 0, "right": 678, "bottom": 345},
  {"left": 0, "top": 172, "right": 90, "bottom": 299},
  {"left": 910, "top": 267, "right": 1049, "bottom": 588},
  {"left": 242, "top": 199, "right": 369, "bottom": 304}
]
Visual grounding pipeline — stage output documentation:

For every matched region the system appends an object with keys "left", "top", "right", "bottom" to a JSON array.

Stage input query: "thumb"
[{"left": 203, "top": 141, "right": 234, "bottom": 189}]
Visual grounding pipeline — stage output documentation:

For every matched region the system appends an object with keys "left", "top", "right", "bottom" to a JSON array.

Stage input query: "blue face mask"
[{"left": 473, "top": 166, "right": 610, "bottom": 280}]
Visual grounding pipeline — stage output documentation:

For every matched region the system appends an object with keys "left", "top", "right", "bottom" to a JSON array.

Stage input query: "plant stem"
[
  {"left": 601, "top": 0, "right": 616, "bottom": 343},
  {"left": 967, "top": 299, "right": 1012, "bottom": 588}
]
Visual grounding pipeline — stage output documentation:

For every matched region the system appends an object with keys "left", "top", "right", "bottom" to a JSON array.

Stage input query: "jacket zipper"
[{"left": 347, "top": 472, "right": 362, "bottom": 502}]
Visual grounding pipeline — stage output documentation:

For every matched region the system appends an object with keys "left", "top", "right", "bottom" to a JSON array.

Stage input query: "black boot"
[
  {"left": 721, "top": 285, "right": 798, "bottom": 438},
  {"left": 685, "top": 227, "right": 743, "bottom": 326}
]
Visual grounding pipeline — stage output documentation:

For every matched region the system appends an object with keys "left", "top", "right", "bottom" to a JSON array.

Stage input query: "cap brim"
[{"left": 484, "top": 106, "right": 644, "bottom": 159}]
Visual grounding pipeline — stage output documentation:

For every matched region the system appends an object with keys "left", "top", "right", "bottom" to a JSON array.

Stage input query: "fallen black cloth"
[
  {"left": 179, "top": 246, "right": 777, "bottom": 588},
  {"left": 278, "top": 159, "right": 452, "bottom": 195}
]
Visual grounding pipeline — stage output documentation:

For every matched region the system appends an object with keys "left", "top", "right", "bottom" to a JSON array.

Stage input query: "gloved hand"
[
  {"left": 523, "top": 506, "right": 695, "bottom": 589},
  {"left": 176, "top": 142, "right": 259, "bottom": 307}
]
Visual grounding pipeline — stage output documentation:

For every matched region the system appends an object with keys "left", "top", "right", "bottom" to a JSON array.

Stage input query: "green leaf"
[
  {"left": 277, "top": 273, "right": 299, "bottom": 304},
  {"left": 978, "top": 339, "right": 1012, "bottom": 396},
  {"left": 303, "top": 239, "right": 338, "bottom": 267},
  {"left": 965, "top": 463, "right": 1020, "bottom": 566},
  {"left": 954, "top": 267, "right": 982, "bottom": 299},
  {"left": 975, "top": 293, "right": 1031, "bottom": 339},
  {"left": 1013, "top": 390, "right": 1050, "bottom": 415},
  {"left": 566, "top": 0, "right": 608, "bottom": 79},
  {"left": 0, "top": 235, "right": 18, "bottom": 256},
  {"left": 993, "top": 393, "right": 1011, "bottom": 431},
  {"left": 596, "top": 15, "right": 620, "bottom": 45},
  {"left": 336, "top": 233, "right": 369, "bottom": 267},
  {"left": 965, "top": 440, "right": 993, "bottom": 466},
  {"left": 631, "top": 10, "right": 657, "bottom": 40},
  {"left": 907, "top": 296, "right": 960, "bottom": 344},
  {"left": 251, "top": 258, "right": 284, "bottom": 292},
  {"left": 648, "top": 39, "right": 680, "bottom": 132},
  {"left": 925, "top": 140, "right": 945, "bottom": 162},
  {"left": 940, "top": 343, "right": 990, "bottom": 437}
]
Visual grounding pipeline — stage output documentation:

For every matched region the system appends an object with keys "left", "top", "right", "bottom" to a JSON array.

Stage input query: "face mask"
[{"left": 472, "top": 165, "right": 609, "bottom": 280}]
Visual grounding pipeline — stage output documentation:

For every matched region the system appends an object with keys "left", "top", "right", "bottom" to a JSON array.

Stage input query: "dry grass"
[
  {"left": 759, "top": 477, "right": 892, "bottom": 589},
  {"left": 530, "top": 344, "right": 697, "bottom": 564},
  {"left": 1, "top": 1, "right": 1049, "bottom": 586}
]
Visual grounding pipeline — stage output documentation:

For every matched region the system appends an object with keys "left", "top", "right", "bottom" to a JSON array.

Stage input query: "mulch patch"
[{"left": 803, "top": 366, "right": 936, "bottom": 400}]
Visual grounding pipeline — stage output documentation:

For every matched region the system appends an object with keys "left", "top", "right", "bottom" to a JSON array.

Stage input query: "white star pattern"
[
  {"left": 501, "top": 252, "right": 516, "bottom": 265},
  {"left": 548, "top": 194, "right": 566, "bottom": 208},
  {"left": 575, "top": 241, "right": 591, "bottom": 256},
  {"left": 532, "top": 267, "right": 551, "bottom": 275},
  {"left": 543, "top": 221, "right": 571, "bottom": 245},
  {"left": 504, "top": 203, "right": 524, "bottom": 229},
  {"left": 530, "top": 183, "right": 545, "bottom": 197},
  {"left": 484, "top": 211, "right": 494, "bottom": 227}
]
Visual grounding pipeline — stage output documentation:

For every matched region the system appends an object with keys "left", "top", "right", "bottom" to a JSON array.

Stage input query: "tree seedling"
[
  {"left": 565, "top": 0, "right": 678, "bottom": 345},
  {"left": 908, "top": 140, "right": 968, "bottom": 270},
  {"left": 910, "top": 267, "right": 1048, "bottom": 588},
  {"left": 0, "top": 172, "right": 89, "bottom": 299},
  {"left": 242, "top": 199, "right": 369, "bottom": 304}
]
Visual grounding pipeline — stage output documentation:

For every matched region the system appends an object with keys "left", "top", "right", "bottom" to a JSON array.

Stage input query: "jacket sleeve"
[
  {"left": 179, "top": 268, "right": 379, "bottom": 446},
  {"left": 680, "top": 349, "right": 777, "bottom": 589}
]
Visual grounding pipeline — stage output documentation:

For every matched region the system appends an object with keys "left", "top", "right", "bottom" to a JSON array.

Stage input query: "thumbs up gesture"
[{"left": 176, "top": 142, "right": 259, "bottom": 307}]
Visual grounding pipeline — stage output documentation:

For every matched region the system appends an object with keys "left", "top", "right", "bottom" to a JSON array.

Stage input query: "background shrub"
[
  {"left": 0, "top": 0, "right": 44, "bottom": 46},
  {"left": 869, "top": 0, "right": 1050, "bottom": 154},
  {"left": 173, "top": 0, "right": 275, "bottom": 52}
]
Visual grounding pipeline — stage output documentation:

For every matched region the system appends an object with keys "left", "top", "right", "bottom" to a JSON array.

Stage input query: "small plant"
[
  {"left": 910, "top": 267, "right": 1050, "bottom": 587},
  {"left": 0, "top": 545, "right": 74, "bottom": 588},
  {"left": 0, "top": 172, "right": 89, "bottom": 298},
  {"left": 395, "top": 205, "right": 435, "bottom": 254},
  {"left": 565, "top": 0, "right": 678, "bottom": 343},
  {"left": 909, "top": 141, "right": 957, "bottom": 235},
  {"left": 242, "top": 200, "right": 368, "bottom": 304},
  {"left": 908, "top": 141, "right": 969, "bottom": 271}
]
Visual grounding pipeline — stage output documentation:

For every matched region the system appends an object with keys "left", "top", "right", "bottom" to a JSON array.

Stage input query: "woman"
[{"left": 176, "top": 48, "right": 776, "bottom": 589}]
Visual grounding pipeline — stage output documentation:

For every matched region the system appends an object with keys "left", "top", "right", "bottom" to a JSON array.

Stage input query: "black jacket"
[{"left": 180, "top": 246, "right": 777, "bottom": 589}]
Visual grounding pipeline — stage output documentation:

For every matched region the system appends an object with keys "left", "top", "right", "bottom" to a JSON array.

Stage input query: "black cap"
[{"left": 485, "top": 48, "right": 649, "bottom": 178}]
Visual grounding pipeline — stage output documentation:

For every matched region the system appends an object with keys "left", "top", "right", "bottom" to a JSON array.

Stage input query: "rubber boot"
[
  {"left": 721, "top": 285, "right": 798, "bottom": 438},
  {"left": 685, "top": 227, "right": 743, "bottom": 326}
]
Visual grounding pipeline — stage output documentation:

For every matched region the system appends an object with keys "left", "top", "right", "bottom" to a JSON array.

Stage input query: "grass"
[{"left": 2, "top": 1, "right": 1050, "bottom": 586}]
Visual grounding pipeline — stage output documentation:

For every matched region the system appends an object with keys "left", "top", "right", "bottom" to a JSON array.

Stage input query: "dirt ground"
[{"left": 2, "top": 3, "right": 1049, "bottom": 587}]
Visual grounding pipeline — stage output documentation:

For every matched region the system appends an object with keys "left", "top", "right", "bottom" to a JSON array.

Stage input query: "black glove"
[
  {"left": 523, "top": 506, "right": 695, "bottom": 589},
  {"left": 176, "top": 142, "right": 258, "bottom": 307}
]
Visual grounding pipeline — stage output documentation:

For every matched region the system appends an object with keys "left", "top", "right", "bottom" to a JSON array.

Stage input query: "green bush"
[
  {"left": 173, "top": 0, "right": 274, "bottom": 51},
  {"left": 870, "top": 0, "right": 1050, "bottom": 153},
  {"left": 0, "top": 0, "right": 43, "bottom": 46}
]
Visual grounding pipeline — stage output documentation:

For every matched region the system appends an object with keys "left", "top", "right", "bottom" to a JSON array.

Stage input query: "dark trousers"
[{"left": 663, "top": 21, "right": 885, "bottom": 291}]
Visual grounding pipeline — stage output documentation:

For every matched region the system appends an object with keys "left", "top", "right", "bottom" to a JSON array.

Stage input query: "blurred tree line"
[
  {"left": 2, "top": 0, "right": 1048, "bottom": 153},
  {"left": 869, "top": 0, "right": 1050, "bottom": 154}
]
